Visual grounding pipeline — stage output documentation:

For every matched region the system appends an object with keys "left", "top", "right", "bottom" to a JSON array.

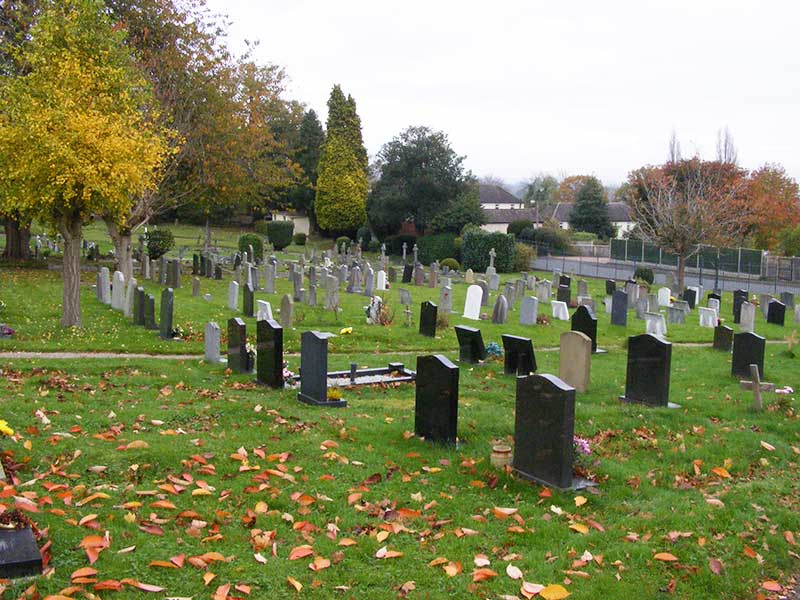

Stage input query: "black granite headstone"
[
  {"left": 682, "top": 288, "right": 697, "bottom": 310},
  {"left": 713, "top": 325, "right": 733, "bottom": 352},
  {"left": 402, "top": 264, "right": 413, "bottom": 284},
  {"left": 144, "top": 294, "right": 158, "bottom": 330},
  {"left": 0, "top": 527, "right": 43, "bottom": 578},
  {"left": 214, "top": 265, "right": 222, "bottom": 280},
  {"left": 767, "top": 300, "right": 786, "bottom": 326},
  {"left": 731, "top": 332, "right": 765, "bottom": 379},
  {"left": 159, "top": 287, "right": 174, "bottom": 339},
  {"left": 133, "top": 286, "right": 145, "bottom": 326},
  {"left": 414, "top": 354, "right": 459, "bottom": 444},
  {"left": 192, "top": 254, "right": 199, "bottom": 275},
  {"left": 557, "top": 284, "right": 571, "bottom": 305},
  {"left": 611, "top": 290, "right": 628, "bottom": 326},
  {"left": 419, "top": 301, "right": 437, "bottom": 337},
  {"left": 454, "top": 325, "right": 486, "bottom": 364},
  {"left": 227, "top": 317, "right": 248, "bottom": 374},
  {"left": 501, "top": 334, "right": 536, "bottom": 375},
  {"left": 708, "top": 292, "right": 721, "bottom": 309},
  {"left": 298, "top": 331, "right": 344, "bottom": 407},
  {"left": 571, "top": 304, "right": 598, "bottom": 352},
  {"left": 243, "top": 283, "right": 255, "bottom": 317},
  {"left": 559, "top": 274, "right": 571, "bottom": 288},
  {"left": 621, "top": 334, "right": 672, "bottom": 407},
  {"left": 513, "top": 373, "right": 575, "bottom": 490},
  {"left": 605, "top": 280, "right": 616, "bottom": 295},
  {"left": 733, "top": 289, "right": 748, "bottom": 324},
  {"left": 256, "top": 319, "right": 283, "bottom": 388}
]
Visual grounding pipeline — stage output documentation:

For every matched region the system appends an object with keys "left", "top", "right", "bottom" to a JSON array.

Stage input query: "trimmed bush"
[
  {"left": 367, "top": 239, "right": 381, "bottom": 253},
  {"left": 507, "top": 219, "right": 534, "bottom": 237},
  {"left": 356, "top": 226, "right": 372, "bottom": 249},
  {"left": 383, "top": 234, "right": 418, "bottom": 256},
  {"left": 518, "top": 226, "right": 572, "bottom": 254},
  {"left": 440, "top": 257, "right": 460, "bottom": 272},
  {"left": 335, "top": 236, "right": 351, "bottom": 251},
  {"left": 634, "top": 266, "right": 654, "bottom": 285},
  {"left": 570, "top": 231, "right": 599, "bottom": 242},
  {"left": 417, "top": 233, "right": 458, "bottom": 265},
  {"left": 238, "top": 233, "right": 263, "bottom": 260},
  {"left": 266, "top": 220, "right": 294, "bottom": 251},
  {"left": 145, "top": 228, "right": 174, "bottom": 260},
  {"left": 293, "top": 233, "right": 307, "bottom": 246},
  {"left": 253, "top": 220, "right": 269, "bottom": 236},
  {"left": 514, "top": 243, "right": 536, "bottom": 271},
  {"left": 461, "top": 229, "right": 516, "bottom": 273}
]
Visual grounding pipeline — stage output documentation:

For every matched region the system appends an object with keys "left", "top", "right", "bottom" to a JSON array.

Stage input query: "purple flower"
[{"left": 573, "top": 435, "right": 591, "bottom": 455}]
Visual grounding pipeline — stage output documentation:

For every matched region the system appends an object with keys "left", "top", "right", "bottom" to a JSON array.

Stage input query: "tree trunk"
[
  {"left": 2, "top": 217, "right": 32, "bottom": 260},
  {"left": 677, "top": 254, "right": 686, "bottom": 293},
  {"left": 204, "top": 216, "right": 212, "bottom": 252},
  {"left": 106, "top": 221, "right": 133, "bottom": 281},
  {"left": 58, "top": 217, "right": 83, "bottom": 328}
]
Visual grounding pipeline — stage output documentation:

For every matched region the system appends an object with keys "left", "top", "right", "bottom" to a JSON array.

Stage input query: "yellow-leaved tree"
[{"left": 0, "top": 0, "right": 172, "bottom": 327}]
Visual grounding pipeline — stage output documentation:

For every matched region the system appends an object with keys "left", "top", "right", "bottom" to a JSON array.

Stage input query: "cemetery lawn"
[
  {"left": 1, "top": 345, "right": 798, "bottom": 599},
  {"left": 0, "top": 266, "right": 795, "bottom": 355}
]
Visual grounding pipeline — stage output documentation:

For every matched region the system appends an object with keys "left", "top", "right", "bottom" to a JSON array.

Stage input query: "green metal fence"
[{"left": 609, "top": 239, "right": 763, "bottom": 275}]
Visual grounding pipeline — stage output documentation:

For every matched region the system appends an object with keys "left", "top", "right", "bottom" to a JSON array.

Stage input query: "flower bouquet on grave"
[
  {"left": 485, "top": 342, "right": 503, "bottom": 362},
  {"left": 0, "top": 323, "right": 14, "bottom": 338},
  {"left": 246, "top": 342, "right": 256, "bottom": 373},
  {"left": 536, "top": 314, "right": 550, "bottom": 326},
  {"left": 572, "top": 435, "right": 595, "bottom": 481}
]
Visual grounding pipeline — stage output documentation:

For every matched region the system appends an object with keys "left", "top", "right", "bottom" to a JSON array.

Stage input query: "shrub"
[
  {"left": 266, "top": 220, "right": 294, "bottom": 251},
  {"left": 461, "top": 229, "right": 516, "bottom": 273},
  {"left": 570, "top": 231, "right": 599, "bottom": 242},
  {"left": 518, "top": 226, "right": 571, "bottom": 254},
  {"left": 514, "top": 242, "right": 536, "bottom": 271},
  {"left": 453, "top": 236, "right": 463, "bottom": 260},
  {"left": 507, "top": 219, "right": 534, "bottom": 237},
  {"left": 356, "top": 226, "right": 372, "bottom": 249},
  {"left": 145, "top": 228, "right": 174, "bottom": 260},
  {"left": 440, "top": 257, "right": 460, "bottom": 272},
  {"left": 634, "top": 266, "right": 654, "bottom": 285},
  {"left": 238, "top": 233, "right": 263, "bottom": 260},
  {"left": 253, "top": 220, "right": 269, "bottom": 236},
  {"left": 417, "top": 233, "right": 458, "bottom": 265},
  {"left": 383, "top": 234, "right": 417, "bottom": 256},
  {"left": 335, "top": 236, "right": 351, "bottom": 251},
  {"left": 367, "top": 239, "right": 381, "bottom": 253},
  {"left": 293, "top": 233, "right": 307, "bottom": 246}
]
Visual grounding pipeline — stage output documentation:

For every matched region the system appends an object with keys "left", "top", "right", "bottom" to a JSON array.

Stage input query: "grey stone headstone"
[
  {"left": 732, "top": 332, "right": 765, "bottom": 379},
  {"left": 144, "top": 294, "right": 158, "bottom": 330},
  {"left": 398, "top": 288, "right": 412, "bottom": 306},
  {"left": 667, "top": 305, "right": 685, "bottom": 324},
  {"left": 739, "top": 301, "right": 756, "bottom": 333},
  {"left": 759, "top": 294, "right": 773, "bottom": 319},
  {"left": 577, "top": 280, "right": 588, "bottom": 297},
  {"left": 438, "top": 285, "right": 452, "bottom": 314},
  {"left": 513, "top": 374, "right": 576, "bottom": 490},
  {"left": 520, "top": 296, "right": 539, "bottom": 325},
  {"left": 111, "top": 271, "right": 125, "bottom": 310},
  {"left": 559, "top": 331, "right": 591, "bottom": 393},
  {"left": 492, "top": 294, "right": 508, "bottom": 324},
  {"left": 124, "top": 277, "right": 137, "bottom": 318},
  {"left": 415, "top": 354, "right": 459, "bottom": 444},
  {"left": 780, "top": 291, "right": 795, "bottom": 310},
  {"left": 325, "top": 275, "right": 339, "bottom": 310},
  {"left": 98, "top": 267, "right": 111, "bottom": 305},
  {"left": 227, "top": 317, "right": 248, "bottom": 373},
  {"left": 504, "top": 281, "right": 516, "bottom": 310},
  {"left": 159, "top": 288, "right": 174, "bottom": 339},
  {"left": 257, "top": 319, "right": 284, "bottom": 389},
  {"left": 280, "top": 294, "right": 294, "bottom": 329},
  {"left": 133, "top": 286, "right": 145, "bottom": 325},
  {"left": 204, "top": 322, "right": 221, "bottom": 363},
  {"left": 622, "top": 334, "right": 672, "bottom": 407},
  {"left": 228, "top": 281, "right": 239, "bottom": 311},
  {"left": 243, "top": 283, "right": 255, "bottom": 317},
  {"left": 478, "top": 280, "right": 489, "bottom": 306},
  {"left": 611, "top": 290, "right": 628, "bottom": 326},
  {"left": 733, "top": 289, "right": 748, "bottom": 323},
  {"left": 159, "top": 256, "right": 167, "bottom": 285},
  {"left": 192, "top": 277, "right": 200, "bottom": 297},
  {"left": 536, "top": 280, "right": 552, "bottom": 304}
]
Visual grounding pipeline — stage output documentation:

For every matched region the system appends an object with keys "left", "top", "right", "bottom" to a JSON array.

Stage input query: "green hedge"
[
  {"left": 238, "top": 233, "right": 263, "bottom": 260},
  {"left": 461, "top": 230, "right": 516, "bottom": 273},
  {"left": 417, "top": 233, "right": 458, "bottom": 265},
  {"left": 507, "top": 219, "right": 533, "bottom": 237},
  {"left": 383, "top": 234, "right": 418, "bottom": 256},
  {"left": 266, "top": 221, "right": 294, "bottom": 251},
  {"left": 292, "top": 233, "right": 307, "bottom": 246}
]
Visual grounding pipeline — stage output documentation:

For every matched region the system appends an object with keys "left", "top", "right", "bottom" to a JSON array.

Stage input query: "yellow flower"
[
  {"left": 339, "top": 327, "right": 353, "bottom": 335},
  {"left": 0, "top": 420, "right": 14, "bottom": 436}
]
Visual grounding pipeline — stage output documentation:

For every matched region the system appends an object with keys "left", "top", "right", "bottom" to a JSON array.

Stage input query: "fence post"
[{"left": 737, "top": 247, "right": 742, "bottom": 274}]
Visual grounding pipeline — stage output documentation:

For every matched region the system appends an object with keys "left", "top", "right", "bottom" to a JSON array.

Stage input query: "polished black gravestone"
[
  {"left": 414, "top": 354, "right": 459, "bottom": 444},
  {"left": 144, "top": 294, "right": 158, "bottom": 330},
  {"left": 767, "top": 300, "right": 786, "bottom": 326},
  {"left": 605, "top": 280, "right": 616, "bottom": 295},
  {"left": 159, "top": 287, "right": 174, "bottom": 339},
  {"left": 133, "top": 286, "right": 145, "bottom": 326},
  {"left": 256, "top": 319, "right": 283, "bottom": 388},
  {"left": 708, "top": 292, "right": 722, "bottom": 309},
  {"left": 733, "top": 289, "right": 748, "bottom": 324},
  {"left": 298, "top": 331, "right": 345, "bottom": 407},
  {"left": 214, "top": 265, "right": 222, "bottom": 280},
  {"left": 731, "top": 332, "right": 765, "bottom": 379},
  {"left": 556, "top": 284, "right": 571, "bottom": 305},
  {"left": 559, "top": 274, "right": 571, "bottom": 287},
  {"left": 713, "top": 325, "right": 733, "bottom": 352},
  {"left": 610, "top": 290, "right": 628, "bottom": 326},
  {"left": 513, "top": 374, "right": 592, "bottom": 490},
  {"left": 571, "top": 304, "right": 601, "bottom": 353},
  {"left": 0, "top": 527, "right": 43, "bottom": 578},
  {"left": 620, "top": 334, "right": 676, "bottom": 407},
  {"left": 227, "top": 317, "right": 249, "bottom": 374},
  {"left": 402, "top": 264, "right": 413, "bottom": 284},
  {"left": 501, "top": 334, "right": 536, "bottom": 375},
  {"left": 243, "top": 283, "right": 255, "bottom": 317},
  {"left": 454, "top": 326, "right": 486, "bottom": 364},
  {"left": 419, "top": 301, "right": 437, "bottom": 338},
  {"left": 682, "top": 288, "right": 697, "bottom": 310},
  {"left": 192, "top": 253, "right": 199, "bottom": 275}
]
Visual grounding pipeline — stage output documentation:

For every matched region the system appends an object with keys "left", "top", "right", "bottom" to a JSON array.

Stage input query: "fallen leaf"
[
  {"left": 574, "top": 496, "right": 587, "bottom": 507},
  {"left": 506, "top": 564, "right": 523, "bottom": 580},
  {"left": 654, "top": 552, "right": 679, "bottom": 562},
  {"left": 709, "top": 558, "right": 723, "bottom": 575},
  {"left": 760, "top": 440, "right": 775, "bottom": 452},
  {"left": 540, "top": 583, "right": 570, "bottom": 599},
  {"left": 287, "top": 576, "right": 302, "bottom": 592},
  {"left": 472, "top": 567, "right": 498, "bottom": 582},
  {"left": 289, "top": 545, "right": 314, "bottom": 560},
  {"left": 762, "top": 581, "right": 782, "bottom": 592}
]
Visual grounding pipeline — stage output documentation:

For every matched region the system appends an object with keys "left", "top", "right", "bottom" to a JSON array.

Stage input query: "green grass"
[{"left": 0, "top": 343, "right": 798, "bottom": 599}]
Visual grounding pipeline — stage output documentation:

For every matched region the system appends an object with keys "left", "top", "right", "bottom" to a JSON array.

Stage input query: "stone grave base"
[
  {"left": 619, "top": 396, "right": 681, "bottom": 409},
  {"left": 0, "top": 528, "right": 43, "bottom": 579},
  {"left": 513, "top": 469, "right": 598, "bottom": 492},
  {"left": 296, "top": 363, "right": 415, "bottom": 408},
  {"left": 297, "top": 393, "right": 347, "bottom": 408},
  {"left": 593, "top": 348, "right": 608, "bottom": 355}
]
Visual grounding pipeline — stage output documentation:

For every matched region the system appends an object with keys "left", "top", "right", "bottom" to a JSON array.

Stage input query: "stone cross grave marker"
[{"left": 739, "top": 364, "right": 774, "bottom": 411}]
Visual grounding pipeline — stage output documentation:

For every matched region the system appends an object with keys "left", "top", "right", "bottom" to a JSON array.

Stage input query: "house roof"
[
  {"left": 479, "top": 183, "right": 522, "bottom": 206},
  {"left": 549, "top": 202, "right": 632, "bottom": 223},
  {"left": 482, "top": 208, "right": 538, "bottom": 224}
]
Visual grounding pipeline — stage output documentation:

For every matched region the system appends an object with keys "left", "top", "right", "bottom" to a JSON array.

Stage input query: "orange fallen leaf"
[
  {"left": 287, "top": 576, "right": 302, "bottom": 591},
  {"left": 762, "top": 581, "right": 782, "bottom": 592},
  {"left": 709, "top": 558, "right": 723, "bottom": 575},
  {"left": 711, "top": 467, "right": 731, "bottom": 479},
  {"left": 472, "top": 567, "right": 498, "bottom": 582},
  {"left": 443, "top": 561, "right": 462, "bottom": 577},
  {"left": 289, "top": 545, "right": 315, "bottom": 560},
  {"left": 760, "top": 440, "right": 775, "bottom": 452},
  {"left": 540, "top": 583, "right": 571, "bottom": 599},
  {"left": 375, "top": 546, "right": 403, "bottom": 559},
  {"left": 71, "top": 567, "right": 98, "bottom": 580},
  {"left": 309, "top": 555, "right": 331, "bottom": 571},
  {"left": 493, "top": 507, "right": 518, "bottom": 519},
  {"left": 574, "top": 496, "right": 587, "bottom": 507},
  {"left": 654, "top": 552, "right": 679, "bottom": 562}
]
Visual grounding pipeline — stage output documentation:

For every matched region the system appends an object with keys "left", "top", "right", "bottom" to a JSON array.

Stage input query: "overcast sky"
[{"left": 204, "top": 0, "right": 800, "bottom": 187}]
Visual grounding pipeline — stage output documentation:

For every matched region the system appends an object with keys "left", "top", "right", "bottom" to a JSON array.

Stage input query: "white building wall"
[
  {"left": 481, "top": 223, "right": 509, "bottom": 233},
  {"left": 274, "top": 213, "right": 310, "bottom": 235}
]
